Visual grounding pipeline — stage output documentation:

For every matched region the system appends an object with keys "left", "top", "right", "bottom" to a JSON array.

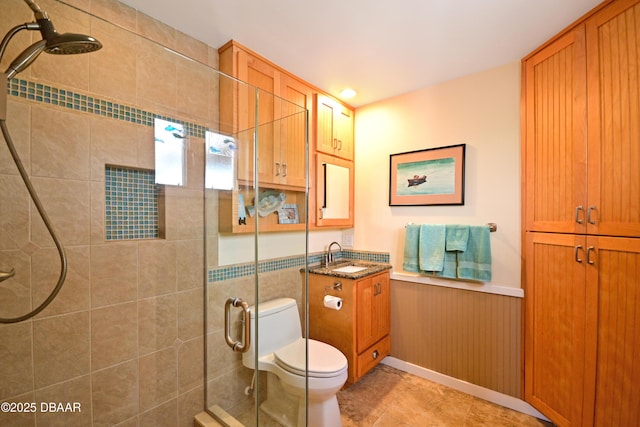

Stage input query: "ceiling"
[{"left": 119, "top": 0, "right": 602, "bottom": 107}]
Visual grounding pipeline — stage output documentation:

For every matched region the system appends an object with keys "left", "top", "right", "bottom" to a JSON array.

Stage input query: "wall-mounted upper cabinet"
[
  {"left": 315, "top": 94, "right": 354, "bottom": 161},
  {"left": 218, "top": 40, "right": 312, "bottom": 190}
]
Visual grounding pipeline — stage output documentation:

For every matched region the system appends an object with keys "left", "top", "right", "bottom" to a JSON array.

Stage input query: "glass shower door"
[{"left": 205, "top": 76, "right": 309, "bottom": 426}]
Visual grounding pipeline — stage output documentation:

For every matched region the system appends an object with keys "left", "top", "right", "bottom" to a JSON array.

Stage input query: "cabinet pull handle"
[
  {"left": 337, "top": 139, "right": 343, "bottom": 150},
  {"left": 333, "top": 138, "right": 338, "bottom": 149},
  {"left": 575, "top": 205, "right": 584, "bottom": 224},
  {"left": 282, "top": 163, "right": 287, "bottom": 177},
  {"left": 575, "top": 245, "right": 583, "bottom": 263},
  {"left": 275, "top": 162, "right": 281, "bottom": 176},
  {"left": 374, "top": 282, "right": 382, "bottom": 296},
  {"left": 372, "top": 349, "right": 379, "bottom": 360},
  {"left": 587, "top": 206, "right": 597, "bottom": 225},
  {"left": 587, "top": 246, "right": 595, "bottom": 265}
]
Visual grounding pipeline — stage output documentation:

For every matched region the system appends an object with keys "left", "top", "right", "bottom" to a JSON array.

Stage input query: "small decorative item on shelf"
[
  {"left": 255, "top": 190, "right": 286, "bottom": 217},
  {"left": 278, "top": 204, "right": 299, "bottom": 224}
]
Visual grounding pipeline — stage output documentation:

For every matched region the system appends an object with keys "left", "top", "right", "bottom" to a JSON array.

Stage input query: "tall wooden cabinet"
[{"left": 522, "top": 1, "right": 640, "bottom": 426}]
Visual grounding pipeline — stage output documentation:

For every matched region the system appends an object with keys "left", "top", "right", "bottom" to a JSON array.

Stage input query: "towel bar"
[{"left": 405, "top": 222, "right": 498, "bottom": 232}]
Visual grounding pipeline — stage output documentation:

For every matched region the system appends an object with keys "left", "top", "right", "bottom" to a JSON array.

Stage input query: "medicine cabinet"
[{"left": 315, "top": 153, "right": 353, "bottom": 227}]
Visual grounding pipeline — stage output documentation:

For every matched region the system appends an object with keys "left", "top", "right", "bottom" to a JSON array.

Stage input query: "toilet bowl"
[{"left": 243, "top": 298, "right": 348, "bottom": 427}]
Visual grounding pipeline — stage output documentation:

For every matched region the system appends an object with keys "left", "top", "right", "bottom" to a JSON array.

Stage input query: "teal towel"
[
  {"left": 418, "top": 224, "right": 446, "bottom": 272},
  {"left": 402, "top": 224, "right": 420, "bottom": 272},
  {"left": 457, "top": 225, "right": 492, "bottom": 281},
  {"left": 434, "top": 250, "right": 458, "bottom": 279},
  {"left": 445, "top": 225, "right": 469, "bottom": 251}
]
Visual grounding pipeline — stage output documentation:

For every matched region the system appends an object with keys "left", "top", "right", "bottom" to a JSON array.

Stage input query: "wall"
[
  {"left": 0, "top": 1, "right": 219, "bottom": 425},
  {"left": 353, "top": 62, "right": 525, "bottom": 396},
  {"left": 354, "top": 61, "right": 522, "bottom": 288}
]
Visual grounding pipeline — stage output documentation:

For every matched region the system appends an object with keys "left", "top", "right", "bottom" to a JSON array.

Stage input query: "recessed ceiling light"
[{"left": 339, "top": 88, "right": 357, "bottom": 99}]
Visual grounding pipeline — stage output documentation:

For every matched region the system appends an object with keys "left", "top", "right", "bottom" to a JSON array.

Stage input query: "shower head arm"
[
  {"left": 23, "top": 0, "right": 44, "bottom": 14},
  {"left": 21, "top": 0, "right": 58, "bottom": 41}
]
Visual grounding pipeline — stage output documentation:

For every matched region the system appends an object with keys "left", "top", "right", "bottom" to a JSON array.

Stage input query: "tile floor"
[{"left": 337, "top": 364, "right": 553, "bottom": 427}]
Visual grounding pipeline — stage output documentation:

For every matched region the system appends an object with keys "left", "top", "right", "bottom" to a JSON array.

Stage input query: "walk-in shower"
[{"left": 0, "top": 0, "right": 102, "bottom": 323}]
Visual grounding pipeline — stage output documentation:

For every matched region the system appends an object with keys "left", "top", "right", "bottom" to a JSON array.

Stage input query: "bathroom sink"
[{"left": 331, "top": 265, "right": 369, "bottom": 273}]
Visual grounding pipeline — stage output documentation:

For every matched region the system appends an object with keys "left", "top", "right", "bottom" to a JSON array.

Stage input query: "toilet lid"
[{"left": 274, "top": 338, "right": 347, "bottom": 378}]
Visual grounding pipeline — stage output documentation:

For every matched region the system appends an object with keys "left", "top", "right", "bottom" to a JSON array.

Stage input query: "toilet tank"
[{"left": 243, "top": 298, "right": 302, "bottom": 368}]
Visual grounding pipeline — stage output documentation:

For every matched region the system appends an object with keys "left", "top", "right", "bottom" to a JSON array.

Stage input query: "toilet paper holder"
[{"left": 324, "top": 281, "right": 342, "bottom": 295}]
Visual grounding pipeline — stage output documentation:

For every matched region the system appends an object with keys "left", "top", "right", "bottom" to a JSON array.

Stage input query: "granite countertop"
[{"left": 306, "top": 261, "right": 392, "bottom": 280}]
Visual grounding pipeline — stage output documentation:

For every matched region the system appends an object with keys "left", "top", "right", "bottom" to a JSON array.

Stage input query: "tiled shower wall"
[{"left": 0, "top": 0, "right": 218, "bottom": 425}]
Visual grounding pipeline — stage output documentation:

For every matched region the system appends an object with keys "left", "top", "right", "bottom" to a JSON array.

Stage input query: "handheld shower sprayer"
[{"left": 0, "top": 0, "right": 102, "bottom": 323}]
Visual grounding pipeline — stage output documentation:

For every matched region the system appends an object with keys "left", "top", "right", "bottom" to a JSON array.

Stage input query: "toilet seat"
[{"left": 274, "top": 338, "right": 347, "bottom": 378}]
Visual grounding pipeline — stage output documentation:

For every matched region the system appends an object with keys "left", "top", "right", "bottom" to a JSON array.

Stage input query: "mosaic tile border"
[
  {"left": 208, "top": 250, "right": 390, "bottom": 283},
  {"left": 7, "top": 78, "right": 207, "bottom": 138}
]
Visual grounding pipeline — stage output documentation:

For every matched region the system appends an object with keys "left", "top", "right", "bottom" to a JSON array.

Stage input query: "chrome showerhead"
[
  {"left": 1, "top": 0, "right": 103, "bottom": 80},
  {"left": 30, "top": 2, "right": 102, "bottom": 56},
  {"left": 5, "top": 39, "right": 46, "bottom": 79},
  {"left": 43, "top": 32, "right": 102, "bottom": 55}
]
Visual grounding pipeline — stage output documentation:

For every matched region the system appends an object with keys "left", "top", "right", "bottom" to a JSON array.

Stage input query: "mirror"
[
  {"left": 323, "top": 163, "right": 350, "bottom": 218},
  {"left": 316, "top": 153, "right": 353, "bottom": 226}
]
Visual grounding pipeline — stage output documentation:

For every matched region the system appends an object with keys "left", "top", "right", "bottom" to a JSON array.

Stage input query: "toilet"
[{"left": 243, "top": 298, "right": 348, "bottom": 427}]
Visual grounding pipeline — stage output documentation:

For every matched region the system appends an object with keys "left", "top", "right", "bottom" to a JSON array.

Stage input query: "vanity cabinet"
[
  {"left": 522, "top": 1, "right": 640, "bottom": 426},
  {"left": 315, "top": 94, "right": 354, "bottom": 161},
  {"left": 308, "top": 271, "right": 390, "bottom": 385}
]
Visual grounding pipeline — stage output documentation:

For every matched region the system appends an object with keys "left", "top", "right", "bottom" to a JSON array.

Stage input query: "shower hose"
[{"left": 0, "top": 119, "right": 67, "bottom": 323}]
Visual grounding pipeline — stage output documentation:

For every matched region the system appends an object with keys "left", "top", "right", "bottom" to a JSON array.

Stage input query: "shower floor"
[{"left": 337, "top": 364, "right": 552, "bottom": 427}]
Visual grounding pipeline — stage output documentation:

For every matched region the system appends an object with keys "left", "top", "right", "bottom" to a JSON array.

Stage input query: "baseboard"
[{"left": 381, "top": 357, "right": 549, "bottom": 421}]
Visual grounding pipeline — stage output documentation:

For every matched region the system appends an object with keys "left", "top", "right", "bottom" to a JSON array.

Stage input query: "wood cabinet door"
[
  {"left": 583, "top": 236, "right": 640, "bottom": 427},
  {"left": 316, "top": 94, "right": 338, "bottom": 156},
  {"left": 585, "top": 0, "right": 640, "bottom": 237},
  {"left": 356, "top": 272, "right": 390, "bottom": 353},
  {"left": 279, "top": 75, "right": 312, "bottom": 188},
  {"left": 524, "top": 232, "right": 587, "bottom": 427},
  {"left": 523, "top": 28, "right": 587, "bottom": 234},
  {"left": 336, "top": 105, "right": 354, "bottom": 160},
  {"left": 236, "top": 50, "right": 279, "bottom": 185}
]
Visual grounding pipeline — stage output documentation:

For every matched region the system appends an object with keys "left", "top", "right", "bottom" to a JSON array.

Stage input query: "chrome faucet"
[{"left": 326, "top": 241, "right": 342, "bottom": 265}]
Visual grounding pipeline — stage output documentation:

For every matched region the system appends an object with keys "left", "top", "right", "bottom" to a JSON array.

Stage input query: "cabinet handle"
[
  {"left": 333, "top": 138, "right": 338, "bottom": 149},
  {"left": 374, "top": 282, "right": 382, "bottom": 296},
  {"left": 587, "top": 206, "right": 597, "bottom": 225},
  {"left": 372, "top": 349, "right": 379, "bottom": 360},
  {"left": 587, "top": 246, "right": 595, "bottom": 265},
  {"left": 575, "top": 245, "right": 583, "bottom": 263},
  {"left": 275, "top": 162, "right": 281, "bottom": 176},
  {"left": 337, "top": 139, "right": 343, "bottom": 150},
  {"left": 282, "top": 163, "right": 287, "bottom": 177},
  {"left": 575, "top": 205, "right": 584, "bottom": 224}
]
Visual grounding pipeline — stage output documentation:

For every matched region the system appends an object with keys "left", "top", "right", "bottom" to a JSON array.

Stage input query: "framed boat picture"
[{"left": 389, "top": 144, "right": 465, "bottom": 206}]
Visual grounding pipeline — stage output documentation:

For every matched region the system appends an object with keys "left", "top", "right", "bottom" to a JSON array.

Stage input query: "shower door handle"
[
  {"left": 224, "top": 297, "right": 251, "bottom": 353},
  {"left": 0, "top": 268, "right": 15, "bottom": 283}
]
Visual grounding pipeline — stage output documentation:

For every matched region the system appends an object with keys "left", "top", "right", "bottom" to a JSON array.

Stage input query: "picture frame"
[
  {"left": 389, "top": 143, "right": 466, "bottom": 206},
  {"left": 278, "top": 204, "right": 299, "bottom": 224}
]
